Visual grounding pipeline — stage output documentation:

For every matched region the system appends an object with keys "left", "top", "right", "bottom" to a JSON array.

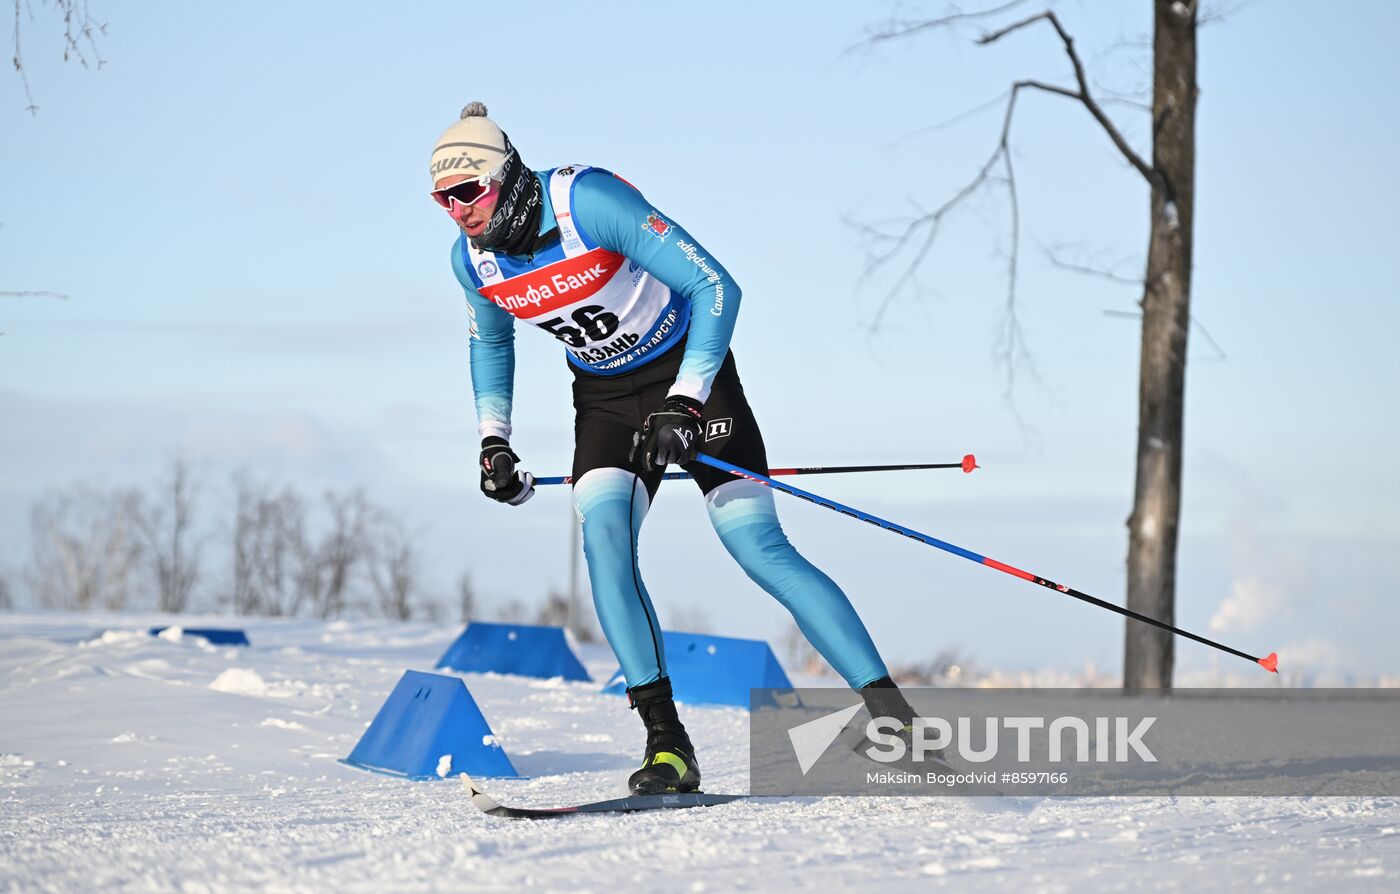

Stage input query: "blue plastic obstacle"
[
  {"left": 601, "top": 631, "right": 795, "bottom": 709},
  {"left": 342, "top": 670, "right": 521, "bottom": 780},
  {"left": 149, "top": 626, "right": 250, "bottom": 646},
  {"left": 436, "top": 621, "right": 590, "bottom": 682}
]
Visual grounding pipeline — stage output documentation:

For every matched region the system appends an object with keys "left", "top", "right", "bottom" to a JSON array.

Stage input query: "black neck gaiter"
[{"left": 470, "top": 137, "right": 559, "bottom": 258}]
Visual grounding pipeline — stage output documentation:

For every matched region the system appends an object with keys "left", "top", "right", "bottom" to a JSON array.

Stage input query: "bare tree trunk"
[
  {"left": 367, "top": 512, "right": 417, "bottom": 621},
  {"left": 1124, "top": 0, "right": 1198, "bottom": 692},
  {"left": 138, "top": 462, "right": 201, "bottom": 614},
  {"left": 457, "top": 572, "right": 475, "bottom": 624},
  {"left": 308, "top": 490, "right": 368, "bottom": 619}
]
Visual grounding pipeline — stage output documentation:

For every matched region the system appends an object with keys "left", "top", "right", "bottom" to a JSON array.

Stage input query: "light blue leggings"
[{"left": 573, "top": 469, "right": 888, "bottom": 689}]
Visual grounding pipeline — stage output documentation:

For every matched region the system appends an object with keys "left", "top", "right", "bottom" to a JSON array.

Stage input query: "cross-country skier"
[{"left": 432, "top": 102, "right": 920, "bottom": 794}]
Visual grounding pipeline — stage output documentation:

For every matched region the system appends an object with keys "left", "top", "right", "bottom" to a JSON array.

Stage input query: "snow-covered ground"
[{"left": 1, "top": 613, "right": 1396, "bottom": 893}]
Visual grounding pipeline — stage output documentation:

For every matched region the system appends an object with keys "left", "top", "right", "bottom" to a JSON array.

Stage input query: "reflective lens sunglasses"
[{"left": 430, "top": 176, "right": 496, "bottom": 211}]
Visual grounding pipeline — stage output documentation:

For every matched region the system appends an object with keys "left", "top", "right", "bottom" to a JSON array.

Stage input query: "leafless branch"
[
  {"left": 978, "top": 10, "right": 1155, "bottom": 182},
  {"left": 855, "top": 0, "right": 1035, "bottom": 49},
  {"left": 12, "top": 0, "right": 38, "bottom": 115},
  {"left": 883, "top": 88, "right": 1011, "bottom": 150},
  {"left": 861, "top": 77, "right": 1073, "bottom": 388},
  {"left": 1192, "top": 317, "right": 1228, "bottom": 361},
  {"left": 1098, "top": 95, "right": 1152, "bottom": 113},
  {"left": 991, "top": 94, "right": 1037, "bottom": 403},
  {"left": 1093, "top": 35, "right": 1154, "bottom": 100},
  {"left": 11, "top": 0, "right": 107, "bottom": 115},
  {"left": 1044, "top": 242, "right": 1144, "bottom": 286},
  {"left": 1102, "top": 309, "right": 1228, "bottom": 361},
  {"left": 853, "top": 4, "right": 1168, "bottom": 411},
  {"left": 1091, "top": 59, "right": 1153, "bottom": 111},
  {"left": 1051, "top": 259, "right": 1141, "bottom": 286},
  {"left": 1200, "top": 0, "right": 1253, "bottom": 28}
]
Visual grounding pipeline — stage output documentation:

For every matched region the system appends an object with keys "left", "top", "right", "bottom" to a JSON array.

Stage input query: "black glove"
[
  {"left": 480, "top": 437, "right": 535, "bottom": 506},
  {"left": 632, "top": 395, "right": 704, "bottom": 470}
]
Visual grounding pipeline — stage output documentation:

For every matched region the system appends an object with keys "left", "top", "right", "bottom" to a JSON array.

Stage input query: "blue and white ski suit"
[{"left": 452, "top": 166, "right": 888, "bottom": 689}]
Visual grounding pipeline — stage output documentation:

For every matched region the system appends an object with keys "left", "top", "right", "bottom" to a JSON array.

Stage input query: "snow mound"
[
  {"left": 260, "top": 717, "right": 307, "bottom": 731},
  {"left": 82, "top": 629, "right": 147, "bottom": 647},
  {"left": 209, "top": 667, "right": 270, "bottom": 696}
]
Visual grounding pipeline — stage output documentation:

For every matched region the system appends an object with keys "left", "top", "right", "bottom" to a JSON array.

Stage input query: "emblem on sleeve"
[{"left": 643, "top": 212, "right": 672, "bottom": 241}]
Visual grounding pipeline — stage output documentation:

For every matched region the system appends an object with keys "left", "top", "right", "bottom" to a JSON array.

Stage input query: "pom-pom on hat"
[{"left": 430, "top": 102, "right": 510, "bottom": 187}]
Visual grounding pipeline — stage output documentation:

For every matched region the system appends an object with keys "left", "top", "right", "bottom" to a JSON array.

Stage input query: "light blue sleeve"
[
  {"left": 451, "top": 240, "right": 516, "bottom": 442},
  {"left": 571, "top": 171, "right": 742, "bottom": 405}
]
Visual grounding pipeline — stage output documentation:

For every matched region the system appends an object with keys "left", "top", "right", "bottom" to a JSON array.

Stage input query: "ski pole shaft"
[
  {"left": 533, "top": 455, "right": 978, "bottom": 487},
  {"left": 693, "top": 452, "right": 1279, "bottom": 674}
]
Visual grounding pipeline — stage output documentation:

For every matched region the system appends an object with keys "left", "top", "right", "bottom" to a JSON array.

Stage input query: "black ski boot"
[
  {"left": 625, "top": 677, "right": 701, "bottom": 795},
  {"left": 855, "top": 676, "right": 953, "bottom": 770}
]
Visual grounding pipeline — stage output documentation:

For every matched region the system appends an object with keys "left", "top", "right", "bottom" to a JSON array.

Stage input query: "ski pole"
[
  {"left": 693, "top": 452, "right": 1279, "bottom": 674},
  {"left": 533, "top": 455, "right": 978, "bottom": 487}
]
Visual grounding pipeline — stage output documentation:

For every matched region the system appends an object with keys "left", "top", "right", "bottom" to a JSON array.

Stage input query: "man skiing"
[{"left": 432, "top": 102, "right": 920, "bottom": 794}]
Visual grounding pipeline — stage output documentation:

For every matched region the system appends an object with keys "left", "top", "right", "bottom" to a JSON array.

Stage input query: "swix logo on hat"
[
  {"left": 430, "top": 154, "right": 488, "bottom": 179},
  {"left": 643, "top": 211, "right": 672, "bottom": 241}
]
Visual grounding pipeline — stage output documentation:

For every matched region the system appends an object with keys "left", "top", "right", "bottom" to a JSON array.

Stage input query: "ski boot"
[
  {"left": 855, "top": 676, "right": 954, "bottom": 771},
  {"left": 626, "top": 677, "right": 701, "bottom": 795}
]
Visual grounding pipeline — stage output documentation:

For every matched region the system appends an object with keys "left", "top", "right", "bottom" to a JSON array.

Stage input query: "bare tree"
[
  {"left": 534, "top": 590, "right": 570, "bottom": 628},
  {"left": 781, "top": 618, "right": 831, "bottom": 679},
  {"left": 27, "top": 483, "right": 141, "bottom": 610},
  {"left": 297, "top": 489, "right": 370, "bottom": 619},
  {"left": 229, "top": 474, "right": 266, "bottom": 616},
  {"left": 535, "top": 587, "right": 599, "bottom": 641},
  {"left": 11, "top": 0, "right": 106, "bottom": 115},
  {"left": 366, "top": 512, "right": 418, "bottom": 621},
  {"left": 228, "top": 474, "right": 308, "bottom": 617},
  {"left": 0, "top": 572, "right": 12, "bottom": 610},
  {"left": 860, "top": 2, "right": 1201, "bottom": 690},
  {"left": 229, "top": 479, "right": 433, "bottom": 621},
  {"left": 135, "top": 461, "right": 202, "bottom": 614},
  {"left": 457, "top": 571, "right": 475, "bottom": 624}
]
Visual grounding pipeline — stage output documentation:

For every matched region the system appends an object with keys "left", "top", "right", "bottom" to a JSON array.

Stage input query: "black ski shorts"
[{"left": 571, "top": 344, "right": 768, "bottom": 500}]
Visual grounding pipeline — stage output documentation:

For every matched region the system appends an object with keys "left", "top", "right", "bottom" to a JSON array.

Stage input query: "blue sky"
[{"left": 2, "top": 1, "right": 1397, "bottom": 680}]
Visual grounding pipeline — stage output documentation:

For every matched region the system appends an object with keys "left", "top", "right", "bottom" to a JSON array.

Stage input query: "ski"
[{"left": 461, "top": 774, "right": 748, "bottom": 819}]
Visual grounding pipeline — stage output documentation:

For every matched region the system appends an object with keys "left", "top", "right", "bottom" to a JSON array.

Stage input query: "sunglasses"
[{"left": 431, "top": 176, "right": 497, "bottom": 211}]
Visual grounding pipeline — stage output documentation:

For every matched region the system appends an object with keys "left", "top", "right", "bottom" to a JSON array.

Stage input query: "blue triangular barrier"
[
  {"left": 601, "top": 631, "right": 795, "bottom": 709},
  {"left": 436, "top": 622, "right": 590, "bottom": 682},
  {"left": 342, "top": 670, "right": 521, "bottom": 780},
  {"left": 149, "top": 626, "right": 250, "bottom": 646}
]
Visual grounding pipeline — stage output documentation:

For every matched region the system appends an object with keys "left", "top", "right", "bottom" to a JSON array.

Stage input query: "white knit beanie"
[{"left": 429, "top": 102, "right": 510, "bottom": 186}]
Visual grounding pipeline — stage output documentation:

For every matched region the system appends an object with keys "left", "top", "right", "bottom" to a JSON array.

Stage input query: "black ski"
[{"left": 461, "top": 774, "right": 748, "bottom": 819}]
